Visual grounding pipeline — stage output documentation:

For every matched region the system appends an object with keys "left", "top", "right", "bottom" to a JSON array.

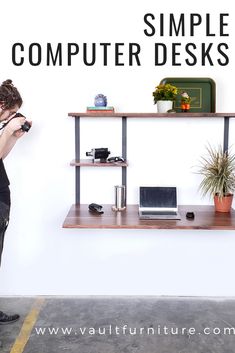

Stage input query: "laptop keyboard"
[{"left": 141, "top": 211, "right": 177, "bottom": 216}]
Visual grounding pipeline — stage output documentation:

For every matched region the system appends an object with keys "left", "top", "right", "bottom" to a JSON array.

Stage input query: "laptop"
[{"left": 139, "top": 186, "right": 181, "bottom": 220}]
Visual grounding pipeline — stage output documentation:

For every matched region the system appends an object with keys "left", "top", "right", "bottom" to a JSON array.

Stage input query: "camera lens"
[{"left": 21, "top": 121, "right": 31, "bottom": 132}]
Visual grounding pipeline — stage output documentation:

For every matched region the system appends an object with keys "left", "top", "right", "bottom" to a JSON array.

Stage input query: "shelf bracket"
[
  {"left": 75, "top": 117, "right": 80, "bottom": 204},
  {"left": 223, "top": 117, "right": 230, "bottom": 153},
  {"left": 122, "top": 116, "right": 127, "bottom": 195}
]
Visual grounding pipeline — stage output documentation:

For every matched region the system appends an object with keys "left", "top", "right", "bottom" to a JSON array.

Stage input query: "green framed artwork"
[{"left": 160, "top": 77, "right": 216, "bottom": 113}]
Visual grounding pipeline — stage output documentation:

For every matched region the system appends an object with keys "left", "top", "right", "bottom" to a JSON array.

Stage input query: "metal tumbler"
[{"left": 113, "top": 185, "right": 126, "bottom": 211}]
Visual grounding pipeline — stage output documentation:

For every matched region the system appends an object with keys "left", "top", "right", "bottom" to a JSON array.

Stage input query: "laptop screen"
[{"left": 140, "top": 187, "right": 177, "bottom": 208}]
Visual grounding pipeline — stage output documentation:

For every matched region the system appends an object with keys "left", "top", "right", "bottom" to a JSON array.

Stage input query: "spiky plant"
[{"left": 198, "top": 145, "right": 235, "bottom": 199}]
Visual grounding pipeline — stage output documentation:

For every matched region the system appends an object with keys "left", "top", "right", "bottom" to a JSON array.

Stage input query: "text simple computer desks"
[{"left": 63, "top": 112, "right": 235, "bottom": 230}]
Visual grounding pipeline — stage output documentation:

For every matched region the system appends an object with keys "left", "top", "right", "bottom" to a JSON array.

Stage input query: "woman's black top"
[{"left": 0, "top": 158, "right": 10, "bottom": 206}]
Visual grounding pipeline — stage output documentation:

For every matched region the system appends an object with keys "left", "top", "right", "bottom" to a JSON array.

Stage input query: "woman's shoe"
[{"left": 0, "top": 311, "right": 20, "bottom": 325}]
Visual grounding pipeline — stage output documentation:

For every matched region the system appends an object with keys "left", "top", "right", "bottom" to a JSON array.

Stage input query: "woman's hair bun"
[
  {"left": 0, "top": 79, "right": 22, "bottom": 109},
  {"left": 2, "top": 79, "right": 13, "bottom": 86}
]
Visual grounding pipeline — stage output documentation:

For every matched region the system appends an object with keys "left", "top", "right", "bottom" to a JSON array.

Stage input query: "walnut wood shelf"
[
  {"left": 63, "top": 204, "right": 235, "bottom": 230},
  {"left": 69, "top": 112, "right": 235, "bottom": 118},
  {"left": 70, "top": 159, "right": 128, "bottom": 167}
]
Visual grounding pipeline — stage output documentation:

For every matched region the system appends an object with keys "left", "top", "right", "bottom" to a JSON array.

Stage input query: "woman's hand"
[
  {"left": 13, "top": 129, "right": 25, "bottom": 138},
  {"left": 5, "top": 117, "right": 26, "bottom": 135},
  {"left": 13, "top": 121, "right": 32, "bottom": 138}
]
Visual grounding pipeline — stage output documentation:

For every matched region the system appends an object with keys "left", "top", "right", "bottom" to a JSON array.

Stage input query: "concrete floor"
[{"left": 1, "top": 297, "right": 235, "bottom": 353}]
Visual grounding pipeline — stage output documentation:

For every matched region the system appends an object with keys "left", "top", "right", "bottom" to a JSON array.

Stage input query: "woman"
[{"left": 0, "top": 79, "right": 30, "bottom": 327}]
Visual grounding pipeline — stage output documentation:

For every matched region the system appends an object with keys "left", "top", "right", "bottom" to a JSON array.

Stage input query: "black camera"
[
  {"left": 86, "top": 148, "right": 110, "bottom": 162},
  {"left": 14, "top": 113, "right": 31, "bottom": 132}
]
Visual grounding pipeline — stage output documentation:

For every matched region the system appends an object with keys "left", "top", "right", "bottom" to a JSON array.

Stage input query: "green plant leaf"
[{"left": 197, "top": 145, "right": 235, "bottom": 199}]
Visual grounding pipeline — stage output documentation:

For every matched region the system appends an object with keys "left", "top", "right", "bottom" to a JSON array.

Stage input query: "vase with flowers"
[{"left": 153, "top": 84, "right": 178, "bottom": 113}]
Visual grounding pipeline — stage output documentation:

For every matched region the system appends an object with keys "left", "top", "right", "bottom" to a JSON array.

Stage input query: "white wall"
[{"left": 0, "top": 0, "right": 235, "bottom": 296}]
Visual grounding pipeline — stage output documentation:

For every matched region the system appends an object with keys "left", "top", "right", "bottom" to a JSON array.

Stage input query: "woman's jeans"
[{"left": 0, "top": 202, "right": 10, "bottom": 267}]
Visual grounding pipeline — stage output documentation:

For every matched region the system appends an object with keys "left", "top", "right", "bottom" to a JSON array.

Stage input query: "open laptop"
[{"left": 139, "top": 186, "right": 181, "bottom": 220}]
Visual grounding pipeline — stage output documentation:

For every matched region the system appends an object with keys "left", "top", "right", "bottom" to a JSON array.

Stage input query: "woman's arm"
[
  {"left": 0, "top": 128, "right": 12, "bottom": 159},
  {"left": 0, "top": 117, "right": 26, "bottom": 159},
  {"left": 1, "top": 134, "right": 20, "bottom": 159}
]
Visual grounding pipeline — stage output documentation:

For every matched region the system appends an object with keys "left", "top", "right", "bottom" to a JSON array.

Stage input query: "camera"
[
  {"left": 86, "top": 148, "right": 110, "bottom": 162},
  {"left": 14, "top": 113, "right": 31, "bottom": 132}
]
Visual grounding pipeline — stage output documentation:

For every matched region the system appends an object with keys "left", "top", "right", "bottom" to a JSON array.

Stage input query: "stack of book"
[{"left": 87, "top": 106, "right": 115, "bottom": 113}]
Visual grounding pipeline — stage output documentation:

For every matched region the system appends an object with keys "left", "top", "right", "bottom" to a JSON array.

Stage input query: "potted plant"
[
  {"left": 198, "top": 145, "right": 235, "bottom": 212},
  {"left": 153, "top": 84, "right": 178, "bottom": 113},
  {"left": 180, "top": 91, "right": 191, "bottom": 112}
]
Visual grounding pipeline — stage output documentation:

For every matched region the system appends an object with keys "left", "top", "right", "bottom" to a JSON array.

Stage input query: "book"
[
  {"left": 87, "top": 106, "right": 115, "bottom": 111},
  {"left": 87, "top": 110, "right": 115, "bottom": 114}
]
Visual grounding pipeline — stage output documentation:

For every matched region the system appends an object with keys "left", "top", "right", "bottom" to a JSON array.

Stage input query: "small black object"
[
  {"left": 88, "top": 203, "right": 104, "bottom": 214},
  {"left": 107, "top": 156, "right": 125, "bottom": 163},
  {"left": 167, "top": 109, "right": 176, "bottom": 113},
  {"left": 0, "top": 311, "right": 20, "bottom": 324},
  {"left": 186, "top": 212, "right": 195, "bottom": 220},
  {"left": 21, "top": 121, "right": 31, "bottom": 132},
  {"left": 86, "top": 148, "right": 110, "bottom": 162},
  {"left": 14, "top": 113, "right": 31, "bottom": 132}
]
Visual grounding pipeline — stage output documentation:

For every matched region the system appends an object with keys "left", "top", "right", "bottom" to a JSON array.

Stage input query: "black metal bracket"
[
  {"left": 223, "top": 117, "right": 230, "bottom": 153},
  {"left": 122, "top": 117, "right": 127, "bottom": 196},
  {"left": 75, "top": 115, "right": 127, "bottom": 205},
  {"left": 75, "top": 117, "right": 80, "bottom": 204}
]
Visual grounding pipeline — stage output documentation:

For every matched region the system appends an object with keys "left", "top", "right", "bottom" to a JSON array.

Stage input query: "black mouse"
[{"left": 186, "top": 212, "right": 195, "bottom": 220}]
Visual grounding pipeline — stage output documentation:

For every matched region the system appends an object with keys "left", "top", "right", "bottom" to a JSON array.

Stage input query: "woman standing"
[{"left": 0, "top": 79, "right": 30, "bottom": 328}]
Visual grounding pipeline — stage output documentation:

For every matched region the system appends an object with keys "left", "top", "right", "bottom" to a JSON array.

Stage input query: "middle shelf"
[{"left": 70, "top": 159, "right": 128, "bottom": 167}]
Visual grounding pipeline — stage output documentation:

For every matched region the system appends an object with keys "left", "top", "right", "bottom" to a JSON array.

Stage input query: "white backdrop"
[{"left": 0, "top": 0, "right": 235, "bottom": 295}]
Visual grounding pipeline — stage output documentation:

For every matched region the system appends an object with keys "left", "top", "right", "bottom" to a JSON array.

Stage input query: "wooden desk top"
[{"left": 63, "top": 204, "right": 235, "bottom": 230}]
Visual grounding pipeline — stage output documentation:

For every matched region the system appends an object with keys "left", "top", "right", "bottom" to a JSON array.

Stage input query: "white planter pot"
[{"left": 157, "top": 100, "right": 173, "bottom": 113}]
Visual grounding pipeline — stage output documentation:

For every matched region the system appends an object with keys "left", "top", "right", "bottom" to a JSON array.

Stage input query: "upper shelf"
[{"left": 68, "top": 112, "right": 235, "bottom": 118}]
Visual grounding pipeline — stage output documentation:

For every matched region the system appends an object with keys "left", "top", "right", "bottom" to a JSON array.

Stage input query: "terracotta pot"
[
  {"left": 214, "top": 194, "right": 233, "bottom": 212},
  {"left": 181, "top": 103, "right": 190, "bottom": 112}
]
